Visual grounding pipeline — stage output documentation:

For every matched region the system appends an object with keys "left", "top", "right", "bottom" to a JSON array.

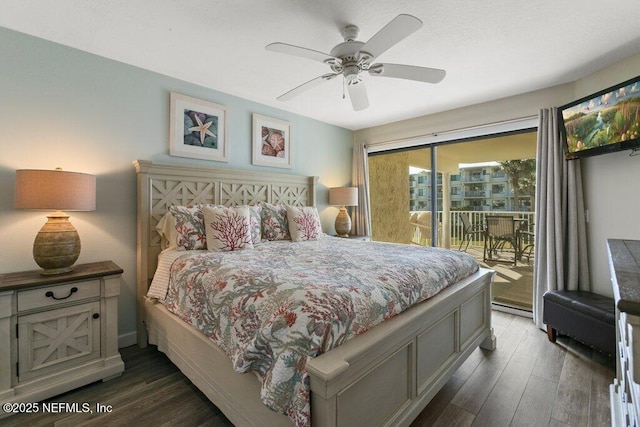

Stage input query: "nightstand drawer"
[{"left": 17, "top": 280, "right": 101, "bottom": 312}]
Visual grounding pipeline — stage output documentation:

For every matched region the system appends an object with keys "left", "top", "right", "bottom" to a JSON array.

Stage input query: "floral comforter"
[{"left": 162, "top": 237, "right": 479, "bottom": 426}]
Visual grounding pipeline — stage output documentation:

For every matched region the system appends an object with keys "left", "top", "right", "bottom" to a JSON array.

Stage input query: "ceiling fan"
[{"left": 266, "top": 14, "right": 446, "bottom": 111}]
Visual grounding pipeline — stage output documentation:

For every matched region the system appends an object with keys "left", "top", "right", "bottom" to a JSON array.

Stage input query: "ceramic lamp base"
[
  {"left": 334, "top": 206, "right": 352, "bottom": 237},
  {"left": 33, "top": 211, "right": 81, "bottom": 275}
]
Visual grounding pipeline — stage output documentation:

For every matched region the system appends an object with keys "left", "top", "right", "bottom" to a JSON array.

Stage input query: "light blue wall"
[{"left": 0, "top": 27, "right": 353, "bottom": 345}]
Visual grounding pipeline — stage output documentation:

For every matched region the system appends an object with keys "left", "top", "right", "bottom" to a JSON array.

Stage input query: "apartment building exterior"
[{"left": 409, "top": 165, "right": 533, "bottom": 212}]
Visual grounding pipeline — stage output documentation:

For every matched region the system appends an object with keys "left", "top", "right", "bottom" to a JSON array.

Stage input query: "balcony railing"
[
  {"left": 464, "top": 190, "right": 486, "bottom": 197},
  {"left": 464, "top": 176, "right": 487, "bottom": 183},
  {"left": 409, "top": 210, "right": 535, "bottom": 249}
]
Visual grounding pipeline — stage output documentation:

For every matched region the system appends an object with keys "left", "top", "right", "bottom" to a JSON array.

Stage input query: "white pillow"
[
  {"left": 202, "top": 206, "right": 253, "bottom": 251},
  {"left": 286, "top": 205, "right": 323, "bottom": 242},
  {"left": 156, "top": 212, "right": 178, "bottom": 250}
]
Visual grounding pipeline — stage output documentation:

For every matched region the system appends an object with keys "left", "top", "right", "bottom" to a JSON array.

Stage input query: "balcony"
[
  {"left": 464, "top": 190, "right": 486, "bottom": 198},
  {"left": 406, "top": 210, "right": 534, "bottom": 312},
  {"left": 464, "top": 176, "right": 488, "bottom": 183}
]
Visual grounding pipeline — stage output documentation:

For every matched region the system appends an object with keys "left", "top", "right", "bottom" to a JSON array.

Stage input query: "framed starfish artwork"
[
  {"left": 169, "top": 92, "right": 228, "bottom": 162},
  {"left": 252, "top": 114, "right": 292, "bottom": 169}
]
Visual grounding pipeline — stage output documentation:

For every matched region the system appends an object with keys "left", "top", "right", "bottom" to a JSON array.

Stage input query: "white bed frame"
[{"left": 134, "top": 160, "right": 496, "bottom": 426}]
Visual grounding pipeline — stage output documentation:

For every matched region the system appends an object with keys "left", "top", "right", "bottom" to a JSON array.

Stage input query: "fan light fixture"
[{"left": 266, "top": 14, "right": 446, "bottom": 111}]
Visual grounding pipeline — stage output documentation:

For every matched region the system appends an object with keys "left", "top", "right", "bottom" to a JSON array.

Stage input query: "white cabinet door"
[{"left": 17, "top": 301, "right": 101, "bottom": 382}]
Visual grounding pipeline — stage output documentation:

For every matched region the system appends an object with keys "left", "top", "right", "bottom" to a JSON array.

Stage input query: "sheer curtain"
[
  {"left": 533, "top": 108, "right": 590, "bottom": 329},
  {"left": 351, "top": 141, "right": 371, "bottom": 236}
]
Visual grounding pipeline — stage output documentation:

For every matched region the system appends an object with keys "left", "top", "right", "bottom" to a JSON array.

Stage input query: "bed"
[{"left": 134, "top": 160, "right": 496, "bottom": 426}]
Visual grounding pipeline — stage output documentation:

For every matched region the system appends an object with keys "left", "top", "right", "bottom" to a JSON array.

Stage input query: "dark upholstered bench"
[{"left": 543, "top": 290, "right": 615, "bottom": 355}]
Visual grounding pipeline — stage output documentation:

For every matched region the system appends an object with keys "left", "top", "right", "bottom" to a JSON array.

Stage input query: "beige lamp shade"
[
  {"left": 14, "top": 169, "right": 96, "bottom": 275},
  {"left": 14, "top": 169, "right": 96, "bottom": 211},
  {"left": 329, "top": 187, "right": 358, "bottom": 207}
]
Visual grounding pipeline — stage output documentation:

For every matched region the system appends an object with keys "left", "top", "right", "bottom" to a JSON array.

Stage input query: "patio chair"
[
  {"left": 409, "top": 212, "right": 419, "bottom": 243},
  {"left": 416, "top": 212, "right": 433, "bottom": 245},
  {"left": 483, "top": 215, "right": 517, "bottom": 265},
  {"left": 517, "top": 220, "right": 535, "bottom": 262},
  {"left": 458, "top": 212, "right": 484, "bottom": 252},
  {"left": 411, "top": 211, "right": 441, "bottom": 246}
]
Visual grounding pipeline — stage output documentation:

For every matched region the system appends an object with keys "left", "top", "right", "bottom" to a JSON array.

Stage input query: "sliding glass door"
[{"left": 368, "top": 131, "right": 537, "bottom": 313}]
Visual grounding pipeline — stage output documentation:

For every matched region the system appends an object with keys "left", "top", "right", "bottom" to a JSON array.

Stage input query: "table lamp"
[
  {"left": 14, "top": 168, "right": 96, "bottom": 275},
  {"left": 329, "top": 187, "right": 358, "bottom": 237}
]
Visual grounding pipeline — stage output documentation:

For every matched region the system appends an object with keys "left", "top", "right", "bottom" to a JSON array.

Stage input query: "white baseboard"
[
  {"left": 118, "top": 331, "right": 138, "bottom": 349},
  {"left": 491, "top": 302, "right": 533, "bottom": 318}
]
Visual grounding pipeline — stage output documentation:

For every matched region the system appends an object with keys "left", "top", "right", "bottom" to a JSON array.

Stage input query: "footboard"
[
  {"left": 307, "top": 268, "right": 495, "bottom": 426},
  {"left": 145, "top": 268, "right": 494, "bottom": 427}
]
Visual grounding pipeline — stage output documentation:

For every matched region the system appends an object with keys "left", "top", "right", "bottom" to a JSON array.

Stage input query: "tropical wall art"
[
  {"left": 252, "top": 114, "right": 292, "bottom": 168},
  {"left": 169, "top": 92, "right": 228, "bottom": 162}
]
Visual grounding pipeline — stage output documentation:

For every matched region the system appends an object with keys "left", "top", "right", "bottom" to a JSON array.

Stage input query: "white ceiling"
[{"left": 2, "top": 0, "right": 640, "bottom": 131}]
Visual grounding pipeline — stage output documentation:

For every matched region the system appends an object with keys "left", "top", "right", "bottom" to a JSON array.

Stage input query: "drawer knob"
[
  {"left": 92, "top": 313, "right": 100, "bottom": 319},
  {"left": 45, "top": 286, "right": 78, "bottom": 300}
]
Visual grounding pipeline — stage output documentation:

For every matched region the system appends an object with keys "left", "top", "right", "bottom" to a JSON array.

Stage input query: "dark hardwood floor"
[
  {"left": 2, "top": 311, "right": 614, "bottom": 426},
  {"left": 412, "top": 311, "right": 614, "bottom": 426}
]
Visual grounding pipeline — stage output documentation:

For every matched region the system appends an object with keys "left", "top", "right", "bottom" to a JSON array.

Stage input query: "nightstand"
[
  {"left": 333, "top": 235, "right": 371, "bottom": 242},
  {"left": 0, "top": 261, "right": 124, "bottom": 415}
]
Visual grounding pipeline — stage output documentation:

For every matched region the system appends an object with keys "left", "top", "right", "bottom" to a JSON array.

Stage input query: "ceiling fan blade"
[
  {"left": 266, "top": 42, "right": 339, "bottom": 65},
  {"left": 277, "top": 73, "right": 340, "bottom": 101},
  {"left": 368, "top": 63, "right": 446, "bottom": 83},
  {"left": 347, "top": 79, "right": 369, "bottom": 111},
  {"left": 359, "top": 14, "right": 422, "bottom": 61}
]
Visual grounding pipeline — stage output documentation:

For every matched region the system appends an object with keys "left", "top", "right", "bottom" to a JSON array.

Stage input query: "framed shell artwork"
[{"left": 252, "top": 114, "right": 292, "bottom": 168}]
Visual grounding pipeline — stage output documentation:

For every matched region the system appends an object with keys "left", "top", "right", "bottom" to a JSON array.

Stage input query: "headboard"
[{"left": 133, "top": 160, "right": 318, "bottom": 345}]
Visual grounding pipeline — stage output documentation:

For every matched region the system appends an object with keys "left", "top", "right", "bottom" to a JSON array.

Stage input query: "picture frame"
[
  {"left": 169, "top": 92, "right": 229, "bottom": 162},
  {"left": 252, "top": 114, "right": 292, "bottom": 169}
]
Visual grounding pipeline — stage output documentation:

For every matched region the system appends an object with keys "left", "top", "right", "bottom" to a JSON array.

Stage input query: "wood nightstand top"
[
  {"left": 0, "top": 261, "right": 123, "bottom": 291},
  {"left": 331, "top": 235, "right": 371, "bottom": 241}
]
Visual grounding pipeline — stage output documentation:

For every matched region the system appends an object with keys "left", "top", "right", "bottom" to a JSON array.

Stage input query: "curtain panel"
[
  {"left": 352, "top": 141, "right": 371, "bottom": 237},
  {"left": 533, "top": 108, "right": 590, "bottom": 329}
]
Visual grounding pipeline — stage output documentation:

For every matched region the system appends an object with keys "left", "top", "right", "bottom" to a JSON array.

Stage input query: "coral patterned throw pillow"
[
  {"left": 169, "top": 205, "right": 207, "bottom": 250},
  {"left": 203, "top": 206, "right": 253, "bottom": 251},
  {"left": 286, "top": 205, "right": 323, "bottom": 242},
  {"left": 261, "top": 203, "right": 291, "bottom": 241},
  {"left": 247, "top": 204, "right": 262, "bottom": 244}
]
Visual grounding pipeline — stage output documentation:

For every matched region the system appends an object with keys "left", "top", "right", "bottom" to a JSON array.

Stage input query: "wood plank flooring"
[
  {"left": 467, "top": 246, "right": 534, "bottom": 311},
  {"left": 2, "top": 311, "right": 614, "bottom": 426}
]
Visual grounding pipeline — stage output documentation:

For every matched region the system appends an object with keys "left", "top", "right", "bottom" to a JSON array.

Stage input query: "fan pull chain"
[{"left": 342, "top": 78, "right": 346, "bottom": 99}]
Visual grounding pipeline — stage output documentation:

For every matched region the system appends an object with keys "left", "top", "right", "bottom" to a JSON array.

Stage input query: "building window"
[{"left": 492, "top": 184, "right": 506, "bottom": 194}]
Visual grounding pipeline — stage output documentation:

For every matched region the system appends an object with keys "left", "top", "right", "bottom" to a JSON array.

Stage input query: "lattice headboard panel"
[{"left": 134, "top": 160, "right": 318, "bottom": 344}]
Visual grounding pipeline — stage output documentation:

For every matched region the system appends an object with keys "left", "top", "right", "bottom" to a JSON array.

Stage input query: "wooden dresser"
[
  {"left": 0, "top": 261, "right": 124, "bottom": 417},
  {"left": 609, "top": 239, "right": 640, "bottom": 426}
]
